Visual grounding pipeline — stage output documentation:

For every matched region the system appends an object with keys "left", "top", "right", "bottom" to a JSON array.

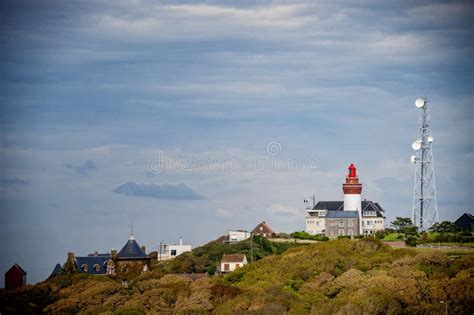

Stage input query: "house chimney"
[
  {"left": 141, "top": 245, "right": 146, "bottom": 253},
  {"left": 179, "top": 237, "right": 183, "bottom": 246},
  {"left": 67, "top": 251, "right": 75, "bottom": 261}
]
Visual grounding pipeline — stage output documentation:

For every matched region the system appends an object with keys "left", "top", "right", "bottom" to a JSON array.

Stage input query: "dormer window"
[
  {"left": 81, "top": 264, "right": 88, "bottom": 272},
  {"left": 93, "top": 264, "right": 101, "bottom": 272}
]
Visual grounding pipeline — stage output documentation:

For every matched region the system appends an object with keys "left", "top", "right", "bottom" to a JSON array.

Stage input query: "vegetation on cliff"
[
  {"left": 155, "top": 235, "right": 301, "bottom": 274},
  {"left": 1, "top": 239, "right": 473, "bottom": 314}
]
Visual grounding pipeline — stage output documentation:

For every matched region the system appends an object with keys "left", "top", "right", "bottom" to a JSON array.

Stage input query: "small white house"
[
  {"left": 158, "top": 238, "right": 192, "bottom": 261},
  {"left": 220, "top": 254, "right": 247, "bottom": 273},
  {"left": 227, "top": 230, "right": 251, "bottom": 243}
]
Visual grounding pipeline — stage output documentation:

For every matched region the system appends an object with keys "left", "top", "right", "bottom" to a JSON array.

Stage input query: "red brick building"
[
  {"left": 5, "top": 263, "right": 27, "bottom": 290},
  {"left": 251, "top": 221, "right": 276, "bottom": 238}
]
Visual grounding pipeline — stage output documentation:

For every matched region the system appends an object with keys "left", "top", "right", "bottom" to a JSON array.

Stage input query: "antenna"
[
  {"left": 415, "top": 98, "right": 425, "bottom": 108},
  {"left": 411, "top": 97, "right": 438, "bottom": 230},
  {"left": 411, "top": 140, "right": 422, "bottom": 151}
]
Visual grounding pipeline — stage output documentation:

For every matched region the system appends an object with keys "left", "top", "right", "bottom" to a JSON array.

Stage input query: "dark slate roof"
[
  {"left": 74, "top": 255, "right": 111, "bottom": 275},
  {"left": 313, "top": 200, "right": 385, "bottom": 217},
  {"left": 314, "top": 201, "right": 344, "bottom": 211},
  {"left": 325, "top": 210, "right": 359, "bottom": 218},
  {"left": 117, "top": 236, "right": 148, "bottom": 258},
  {"left": 361, "top": 201, "right": 385, "bottom": 214},
  {"left": 455, "top": 213, "right": 474, "bottom": 223},
  {"left": 49, "top": 263, "right": 63, "bottom": 278}
]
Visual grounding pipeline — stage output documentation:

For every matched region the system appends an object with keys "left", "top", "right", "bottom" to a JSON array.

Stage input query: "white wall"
[
  {"left": 361, "top": 217, "right": 385, "bottom": 234},
  {"left": 221, "top": 257, "right": 248, "bottom": 273},
  {"left": 228, "top": 230, "right": 251, "bottom": 242},
  {"left": 305, "top": 217, "right": 325, "bottom": 235}
]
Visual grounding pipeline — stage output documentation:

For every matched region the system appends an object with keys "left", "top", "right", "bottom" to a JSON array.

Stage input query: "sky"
[{"left": 1, "top": 0, "right": 473, "bottom": 285}]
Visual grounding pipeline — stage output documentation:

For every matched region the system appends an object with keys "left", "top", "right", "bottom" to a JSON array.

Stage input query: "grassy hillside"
[
  {"left": 1, "top": 239, "right": 473, "bottom": 314},
  {"left": 156, "top": 235, "right": 302, "bottom": 274}
]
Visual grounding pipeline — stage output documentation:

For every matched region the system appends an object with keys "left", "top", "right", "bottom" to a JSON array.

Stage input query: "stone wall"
[{"left": 326, "top": 217, "right": 359, "bottom": 237}]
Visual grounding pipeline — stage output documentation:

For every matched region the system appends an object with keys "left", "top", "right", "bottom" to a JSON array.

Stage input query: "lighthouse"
[
  {"left": 343, "top": 163, "right": 363, "bottom": 233},
  {"left": 305, "top": 163, "right": 386, "bottom": 237}
]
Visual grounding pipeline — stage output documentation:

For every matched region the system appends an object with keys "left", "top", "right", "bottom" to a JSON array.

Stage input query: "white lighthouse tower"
[{"left": 343, "top": 163, "right": 363, "bottom": 233}]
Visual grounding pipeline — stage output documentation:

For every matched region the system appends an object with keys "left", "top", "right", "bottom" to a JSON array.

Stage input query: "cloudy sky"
[{"left": 1, "top": 0, "right": 473, "bottom": 284}]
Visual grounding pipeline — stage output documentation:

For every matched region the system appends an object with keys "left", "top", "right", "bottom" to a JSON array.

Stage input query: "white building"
[
  {"left": 220, "top": 254, "right": 248, "bottom": 273},
  {"left": 226, "top": 230, "right": 251, "bottom": 243},
  {"left": 305, "top": 164, "right": 385, "bottom": 236},
  {"left": 158, "top": 238, "right": 192, "bottom": 261}
]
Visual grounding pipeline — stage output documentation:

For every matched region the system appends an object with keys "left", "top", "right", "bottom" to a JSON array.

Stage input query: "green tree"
[
  {"left": 391, "top": 217, "right": 413, "bottom": 237},
  {"left": 401, "top": 225, "right": 419, "bottom": 238},
  {"left": 429, "top": 221, "right": 457, "bottom": 233}
]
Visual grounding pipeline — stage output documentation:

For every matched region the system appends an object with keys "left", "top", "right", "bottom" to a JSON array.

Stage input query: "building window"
[
  {"left": 316, "top": 221, "right": 319, "bottom": 226},
  {"left": 224, "top": 264, "right": 229, "bottom": 271},
  {"left": 339, "top": 221, "right": 344, "bottom": 227},
  {"left": 171, "top": 249, "right": 177, "bottom": 256},
  {"left": 368, "top": 221, "right": 373, "bottom": 226},
  {"left": 236, "top": 264, "right": 240, "bottom": 268},
  {"left": 348, "top": 221, "right": 353, "bottom": 227},
  {"left": 348, "top": 229, "right": 353, "bottom": 236},
  {"left": 81, "top": 264, "right": 88, "bottom": 272},
  {"left": 93, "top": 264, "right": 100, "bottom": 272},
  {"left": 338, "top": 229, "right": 344, "bottom": 236}
]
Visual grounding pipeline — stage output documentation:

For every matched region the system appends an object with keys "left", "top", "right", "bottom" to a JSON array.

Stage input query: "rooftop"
[
  {"left": 325, "top": 210, "right": 359, "bottom": 218},
  {"left": 117, "top": 235, "right": 148, "bottom": 259},
  {"left": 221, "top": 254, "right": 246, "bottom": 263}
]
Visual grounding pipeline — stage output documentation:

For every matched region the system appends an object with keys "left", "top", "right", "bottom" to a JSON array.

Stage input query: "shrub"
[
  {"left": 462, "top": 236, "right": 474, "bottom": 243},
  {"left": 353, "top": 235, "right": 364, "bottom": 239},
  {"left": 276, "top": 233, "right": 291, "bottom": 239},
  {"left": 337, "top": 235, "right": 351, "bottom": 240},
  {"left": 375, "top": 231, "right": 386, "bottom": 240},
  {"left": 405, "top": 236, "right": 418, "bottom": 247},
  {"left": 290, "top": 231, "right": 329, "bottom": 241},
  {"left": 207, "top": 265, "right": 217, "bottom": 275},
  {"left": 447, "top": 234, "right": 461, "bottom": 243}
]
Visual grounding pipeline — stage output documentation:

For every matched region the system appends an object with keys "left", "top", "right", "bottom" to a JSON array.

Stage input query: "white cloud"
[
  {"left": 91, "top": 3, "right": 312, "bottom": 42},
  {"left": 267, "top": 204, "right": 300, "bottom": 217},
  {"left": 215, "top": 208, "right": 233, "bottom": 218}
]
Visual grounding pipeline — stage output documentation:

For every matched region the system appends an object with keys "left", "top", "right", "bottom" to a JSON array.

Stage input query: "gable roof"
[
  {"left": 6, "top": 263, "right": 27, "bottom": 275},
  {"left": 361, "top": 201, "right": 385, "bottom": 214},
  {"left": 455, "top": 213, "right": 474, "bottom": 223},
  {"left": 325, "top": 210, "right": 359, "bottom": 218},
  {"left": 251, "top": 221, "right": 275, "bottom": 234},
  {"left": 49, "top": 263, "right": 63, "bottom": 278},
  {"left": 221, "top": 254, "right": 246, "bottom": 263},
  {"left": 117, "top": 236, "right": 148, "bottom": 258}
]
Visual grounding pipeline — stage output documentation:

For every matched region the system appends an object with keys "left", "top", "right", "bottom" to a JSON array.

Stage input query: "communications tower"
[{"left": 410, "top": 97, "right": 438, "bottom": 230}]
